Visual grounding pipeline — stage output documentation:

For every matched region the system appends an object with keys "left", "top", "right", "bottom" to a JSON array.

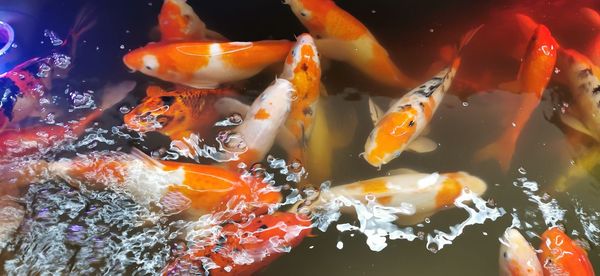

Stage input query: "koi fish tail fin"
[
  {"left": 473, "top": 134, "right": 517, "bottom": 172},
  {"left": 66, "top": 5, "right": 97, "bottom": 58},
  {"left": 457, "top": 25, "right": 484, "bottom": 55},
  {"left": 425, "top": 25, "right": 483, "bottom": 77},
  {"left": 98, "top": 80, "right": 137, "bottom": 111}
]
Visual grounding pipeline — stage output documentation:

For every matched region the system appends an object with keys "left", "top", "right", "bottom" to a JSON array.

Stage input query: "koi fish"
[
  {"left": 216, "top": 78, "right": 294, "bottom": 167},
  {"left": 284, "top": 0, "right": 417, "bottom": 88},
  {"left": 0, "top": 81, "right": 135, "bottom": 160},
  {"left": 44, "top": 149, "right": 282, "bottom": 218},
  {"left": 158, "top": 0, "right": 226, "bottom": 42},
  {"left": 278, "top": 33, "right": 321, "bottom": 163},
  {"left": 0, "top": 7, "right": 96, "bottom": 130},
  {"left": 475, "top": 25, "right": 558, "bottom": 171},
  {"left": 122, "top": 40, "right": 293, "bottom": 89},
  {"left": 538, "top": 227, "right": 595, "bottom": 276},
  {"left": 364, "top": 27, "right": 481, "bottom": 167},
  {"left": 123, "top": 85, "right": 237, "bottom": 141},
  {"left": 499, "top": 228, "right": 543, "bottom": 276},
  {"left": 307, "top": 169, "right": 487, "bottom": 225},
  {"left": 553, "top": 49, "right": 600, "bottom": 142},
  {"left": 163, "top": 212, "right": 312, "bottom": 276}
]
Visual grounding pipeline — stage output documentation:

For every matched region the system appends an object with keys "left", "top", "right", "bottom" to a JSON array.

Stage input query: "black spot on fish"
[
  {"left": 578, "top": 68, "right": 593, "bottom": 79},
  {"left": 408, "top": 120, "right": 415, "bottom": 127},
  {"left": 594, "top": 86, "right": 600, "bottom": 94},
  {"left": 303, "top": 106, "right": 313, "bottom": 116},
  {"left": 259, "top": 224, "right": 268, "bottom": 230},
  {"left": 160, "top": 96, "right": 175, "bottom": 106},
  {"left": 301, "top": 63, "right": 309, "bottom": 72},
  {"left": 503, "top": 252, "right": 507, "bottom": 258}
]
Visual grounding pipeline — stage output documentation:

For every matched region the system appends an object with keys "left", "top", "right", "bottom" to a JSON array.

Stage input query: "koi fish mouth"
[{"left": 124, "top": 111, "right": 173, "bottom": 133}]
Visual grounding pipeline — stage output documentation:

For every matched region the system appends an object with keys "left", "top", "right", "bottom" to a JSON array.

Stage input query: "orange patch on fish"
[
  {"left": 435, "top": 177, "right": 462, "bottom": 208},
  {"left": 254, "top": 108, "right": 271, "bottom": 120},
  {"left": 357, "top": 179, "right": 389, "bottom": 194},
  {"left": 325, "top": 8, "right": 368, "bottom": 41},
  {"left": 377, "top": 196, "right": 393, "bottom": 205},
  {"left": 158, "top": 0, "right": 188, "bottom": 40},
  {"left": 365, "top": 107, "right": 418, "bottom": 165}
]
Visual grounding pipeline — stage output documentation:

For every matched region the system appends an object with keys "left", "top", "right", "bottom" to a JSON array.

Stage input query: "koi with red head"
[{"left": 538, "top": 227, "right": 595, "bottom": 276}]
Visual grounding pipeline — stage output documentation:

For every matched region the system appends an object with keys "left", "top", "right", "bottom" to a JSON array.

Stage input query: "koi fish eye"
[{"left": 159, "top": 96, "right": 175, "bottom": 105}]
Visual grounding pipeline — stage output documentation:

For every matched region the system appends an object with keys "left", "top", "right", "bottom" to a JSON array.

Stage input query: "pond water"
[{"left": 0, "top": 0, "right": 599, "bottom": 275}]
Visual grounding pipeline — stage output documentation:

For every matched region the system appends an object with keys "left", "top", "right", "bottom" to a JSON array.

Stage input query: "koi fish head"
[
  {"left": 281, "top": 33, "right": 320, "bottom": 81},
  {"left": 499, "top": 228, "right": 543, "bottom": 276},
  {"left": 285, "top": 0, "right": 335, "bottom": 35},
  {"left": 123, "top": 44, "right": 167, "bottom": 78},
  {"left": 124, "top": 86, "right": 183, "bottom": 134},
  {"left": 538, "top": 227, "right": 595, "bottom": 276},
  {"left": 363, "top": 107, "right": 418, "bottom": 167},
  {"left": 158, "top": 0, "right": 206, "bottom": 41}
]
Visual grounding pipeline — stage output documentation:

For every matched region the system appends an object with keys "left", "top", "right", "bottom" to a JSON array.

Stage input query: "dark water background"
[{"left": 0, "top": 0, "right": 599, "bottom": 275}]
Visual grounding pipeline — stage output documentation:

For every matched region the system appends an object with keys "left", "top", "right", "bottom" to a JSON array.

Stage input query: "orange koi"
[
  {"left": 307, "top": 169, "right": 487, "bottom": 225},
  {"left": 46, "top": 149, "right": 282, "bottom": 218},
  {"left": 285, "top": 0, "right": 417, "bottom": 88},
  {"left": 123, "top": 85, "right": 238, "bottom": 141},
  {"left": 475, "top": 24, "right": 558, "bottom": 171},
  {"left": 158, "top": 0, "right": 226, "bottom": 42},
  {"left": 123, "top": 40, "right": 293, "bottom": 89},
  {"left": 0, "top": 81, "right": 135, "bottom": 160},
  {"left": 499, "top": 228, "right": 543, "bottom": 276},
  {"left": 364, "top": 27, "right": 480, "bottom": 167},
  {"left": 538, "top": 227, "right": 595, "bottom": 276},
  {"left": 279, "top": 33, "right": 321, "bottom": 163},
  {"left": 162, "top": 212, "right": 312, "bottom": 276}
]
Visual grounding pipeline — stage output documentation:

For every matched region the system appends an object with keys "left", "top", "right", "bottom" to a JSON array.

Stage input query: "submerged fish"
[
  {"left": 0, "top": 81, "right": 135, "bottom": 160},
  {"left": 123, "top": 85, "right": 237, "bottom": 141},
  {"left": 157, "top": 0, "right": 226, "bottom": 42},
  {"left": 306, "top": 169, "right": 487, "bottom": 225},
  {"left": 363, "top": 27, "right": 480, "bottom": 167},
  {"left": 278, "top": 33, "right": 322, "bottom": 164},
  {"left": 284, "top": 0, "right": 417, "bottom": 88},
  {"left": 122, "top": 40, "right": 293, "bottom": 89},
  {"left": 499, "top": 228, "right": 543, "bottom": 276},
  {"left": 475, "top": 24, "right": 559, "bottom": 171},
  {"left": 0, "top": 201, "right": 24, "bottom": 250},
  {"left": 13, "top": 149, "right": 282, "bottom": 219},
  {"left": 553, "top": 49, "right": 600, "bottom": 142},
  {"left": 538, "top": 227, "right": 595, "bottom": 276},
  {"left": 163, "top": 212, "right": 312, "bottom": 276}
]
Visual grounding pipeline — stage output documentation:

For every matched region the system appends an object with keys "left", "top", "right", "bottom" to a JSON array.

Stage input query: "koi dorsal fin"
[{"left": 146, "top": 85, "right": 169, "bottom": 97}]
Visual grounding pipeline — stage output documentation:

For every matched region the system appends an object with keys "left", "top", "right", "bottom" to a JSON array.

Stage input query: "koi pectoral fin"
[
  {"left": 406, "top": 137, "right": 438, "bottom": 153},
  {"left": 368, "top": 97, "right": 384, "bottom": 125},
  {"left": 159, "top": 190, "right": 192, "bottom": 216},
  {"left": 473, "top": 136, "right": 516, "bottom": 172},
  {"left": 498, "top": 80, "right": 522, "bottom": 94},
  {"left": 560, "top": 113, "right": 600, "bottom": 141},
  {"left": 276, "top": 126, "right": 303, "bottom": 161},
  {"left": 214, "top": 97, "right": 250, "bottom": 116}
]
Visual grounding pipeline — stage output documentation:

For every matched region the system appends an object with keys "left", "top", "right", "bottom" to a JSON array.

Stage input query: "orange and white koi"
[
  {"left": 499, "top": 228, "right": 543, "bottom": 276},
  {"left": 217, "top": 78, "right": 294, "bottom": 167},
  {"left": 43, "top": 149, "right": 282, "bottom": 218},
  {"left": 123, "top": 85, "right": 237, "bottom": 141},
  {"left": 554, "top": 49, "right": 600, "bottom": 142},
  {"left": 538, "top": 227, "right": 595, "bottom": 276},
  {"left": 306, "top": 169, "right": 487, "bottom": 225},
  {"left": 158, "top": 0, "right": 226, "bottom": 42},
  {"left": 0, "top": 81, "right": 135, "bottom": 160},
  {"left": 278, "top": 33, "right": 321, "bottom": 163},
  {"left": 475, "top": 24, "right": 559, "bottom": 171},
  {"left": 163, "top": 212, "right": 312, "bottom": 276},
  {"left": 123, "top": 40, "right": 293, "bottom": 89},
  {"left": 284, "top": 0, "right": 416, "bottom": 88},
  {"left": 363, "top": 28, "right": 480, "bottom": 167}
]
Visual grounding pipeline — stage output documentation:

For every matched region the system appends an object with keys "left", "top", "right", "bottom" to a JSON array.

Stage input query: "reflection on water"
[{"left": 0, "top": 0, "right": 599, "bottom": 275}]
